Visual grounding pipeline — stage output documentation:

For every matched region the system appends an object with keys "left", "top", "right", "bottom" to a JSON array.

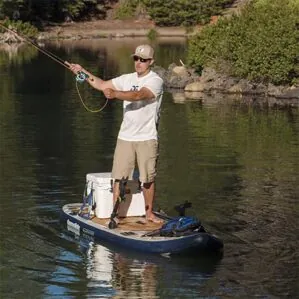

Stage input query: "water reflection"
[
  {"left": 0, "top": 42, "right": 38, "bottom": 66},
  {"left": 46, "top": 37, "right": 187, "bottom": 71},
  {"left": 0, "top": 38, "right": 298, "bottom": 298},
  {"left": 66, "top": 232, "right": 222, "bottom": 299}
]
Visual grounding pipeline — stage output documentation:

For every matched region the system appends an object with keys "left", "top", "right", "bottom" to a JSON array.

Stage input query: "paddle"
[
  {"left": 174, "top": 201, "right": 192, "bottom": 216},
  {"left": 108, "top": 177, "right": 127, "bottom": 229},
  {"left": 153, "top": 200, "right": 192, "bottom": 220}
]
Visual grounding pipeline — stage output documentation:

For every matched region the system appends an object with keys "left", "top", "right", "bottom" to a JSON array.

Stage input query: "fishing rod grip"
[{"left": 64, "top": 61, "right": 71, "bottom": 68}]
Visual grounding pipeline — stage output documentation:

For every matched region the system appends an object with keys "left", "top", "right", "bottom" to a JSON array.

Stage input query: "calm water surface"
[{"left": 0, "top": 38, "right": 298, "bottom": 298}]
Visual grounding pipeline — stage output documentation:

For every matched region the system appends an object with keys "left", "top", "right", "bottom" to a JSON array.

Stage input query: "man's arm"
[
  {"left": 103, "top": 87, "right": 155, "bottom": 102},
  {"left": 67, "top": 63, "right": 114, "bottom": 91}
]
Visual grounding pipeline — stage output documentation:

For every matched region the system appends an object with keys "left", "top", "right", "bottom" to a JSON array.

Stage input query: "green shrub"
[
  {"left": 142, "top": 0, "right": 234, "bottom": 26},
  {"left": 0, "top": 0, "right": 101, "bottom": 24},
  {"left": 147, "top": 28, "right": 158, "bottom": 40},
  {"left": 114, "top": 0, "right": 141, "bottom": 19},
  {"left": 187, "top": 0, "right": 299, "bottom": 85},
  {"left": 0, "top": 20, "right": 38, "bottom": 38}
]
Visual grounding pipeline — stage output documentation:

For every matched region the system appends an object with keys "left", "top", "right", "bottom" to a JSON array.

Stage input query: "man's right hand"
[{"left": 66, "top": 62, "right": 84, "bottom": 75}]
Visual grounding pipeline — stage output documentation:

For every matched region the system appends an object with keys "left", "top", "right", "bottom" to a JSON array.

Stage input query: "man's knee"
[{"left": 143, "top": 181, "right": 154, "bottom": 189}]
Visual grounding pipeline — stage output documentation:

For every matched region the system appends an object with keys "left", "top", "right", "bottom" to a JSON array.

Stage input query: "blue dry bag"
[{"left": 160, "top": 216, "right": 202, "bottom": 237}]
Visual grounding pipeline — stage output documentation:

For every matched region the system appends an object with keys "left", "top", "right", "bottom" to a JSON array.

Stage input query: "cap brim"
[{"left": 131, "top": 54, "right": 153, "bottom": 59}]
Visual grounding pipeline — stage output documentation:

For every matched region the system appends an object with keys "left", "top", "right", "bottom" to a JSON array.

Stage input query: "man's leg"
[
  {"left": 143, "top": 181, "right": 154, "bottom": 216},
  {"left": 111, "top": 139, "right": 135, "bottom": 205},
  {"left": 113, "top": 180, "right": 120, "bottom": 205},
  {"left": 136, "top": 140, "right": 162, "bottom": 223},
  {"left": 143, "top": 181, "right": 161, "bottom": 222}
]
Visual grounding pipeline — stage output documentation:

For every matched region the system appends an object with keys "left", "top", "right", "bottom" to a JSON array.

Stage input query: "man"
[{"left": 69, "top": 44, "right": 164, "bottom": 223}]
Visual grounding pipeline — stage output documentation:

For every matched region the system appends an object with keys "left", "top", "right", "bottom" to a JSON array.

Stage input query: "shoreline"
[
  {"left": 1, "top": 20, "right": 297, "bottom": 105},
  {"left": 40, "top": 20, "right": 192, "bottom": 40}
]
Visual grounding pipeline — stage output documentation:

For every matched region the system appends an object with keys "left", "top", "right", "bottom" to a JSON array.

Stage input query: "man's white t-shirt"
[{"left": 112, "top": 70, "right": 163, "bottom": 141}]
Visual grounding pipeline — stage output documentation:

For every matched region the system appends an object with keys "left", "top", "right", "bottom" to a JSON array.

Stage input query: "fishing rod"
[
  {"left": 0, "top": 22, "right": 107, "bottom": 112},
  {"left": 0, "top": 22, "right": 70, "bottom": 70}
]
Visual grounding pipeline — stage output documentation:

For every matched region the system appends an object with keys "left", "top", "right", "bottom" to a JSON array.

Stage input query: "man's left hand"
[{"left": 103, "top": 88, "right": 116, "bottom": 99}]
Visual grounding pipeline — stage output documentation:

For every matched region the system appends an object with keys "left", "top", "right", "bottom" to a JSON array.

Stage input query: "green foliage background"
[
  {"left": 187, "top": 0, "right": 299, "bottom": 85},
  {"left": 0, "top": 0, "right": 108, "bottom": 24},
  {"left": 1, "top": 0, "right": 298, "bottom": 85},
  {"left": 113, "top": 0, "right": 234, "bottom": 26},
  {"left": 0, "top": 0, "right": 233, "bottom": 26},
  {"left": 141, "top": 0, "right": 234, "bottom": 26},
  {"left": 0, "top": 19, "right": 38, "bottom": 37}
]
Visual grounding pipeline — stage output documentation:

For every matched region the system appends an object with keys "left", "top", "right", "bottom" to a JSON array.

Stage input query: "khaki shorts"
[{"left": 112, "top": 138, "right": 159, "bottom": 183}]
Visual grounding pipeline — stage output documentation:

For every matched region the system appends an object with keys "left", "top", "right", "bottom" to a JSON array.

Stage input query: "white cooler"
[{"left": 86, "top": 173, "right": 145, "bottom": 219}]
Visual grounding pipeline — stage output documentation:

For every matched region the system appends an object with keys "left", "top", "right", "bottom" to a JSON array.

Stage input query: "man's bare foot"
[{"left": 146, "top": 213, "right": 163, "bottom": 223}]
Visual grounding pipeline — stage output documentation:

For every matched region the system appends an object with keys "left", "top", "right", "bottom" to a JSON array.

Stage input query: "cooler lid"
[{"left": 86, "top": 173, "right": 112, "bottom": 185}]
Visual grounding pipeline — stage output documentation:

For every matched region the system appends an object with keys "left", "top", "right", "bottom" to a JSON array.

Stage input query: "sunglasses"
[{"left": 133, "top": 55, "right": 151, "bottom": 63}]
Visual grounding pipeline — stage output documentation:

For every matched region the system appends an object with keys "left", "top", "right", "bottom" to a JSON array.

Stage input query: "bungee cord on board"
[{"left": 0, "top": 22, "right": 108, "bottom": 113}]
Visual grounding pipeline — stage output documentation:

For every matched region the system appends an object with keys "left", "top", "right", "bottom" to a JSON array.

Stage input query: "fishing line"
[
  {"left": 75, "top": 82, "right": 108, "bottom": 113},
  {"left": 0, "top": 22, "right": 108, "bottom": 113}
]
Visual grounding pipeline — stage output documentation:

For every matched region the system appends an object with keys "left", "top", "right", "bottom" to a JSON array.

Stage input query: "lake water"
[{"left": 0, "top": 38, "right": 298, "bottom": 298}]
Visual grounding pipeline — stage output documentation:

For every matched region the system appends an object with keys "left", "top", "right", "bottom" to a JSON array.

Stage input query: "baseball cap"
[{"left": 132, "top": 44, "right": 154, "bottom": 59}]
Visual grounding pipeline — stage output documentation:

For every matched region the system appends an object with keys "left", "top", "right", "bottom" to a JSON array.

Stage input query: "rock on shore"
[{"left": 153, "top": 64, "right": 299, "bottom": 106}]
